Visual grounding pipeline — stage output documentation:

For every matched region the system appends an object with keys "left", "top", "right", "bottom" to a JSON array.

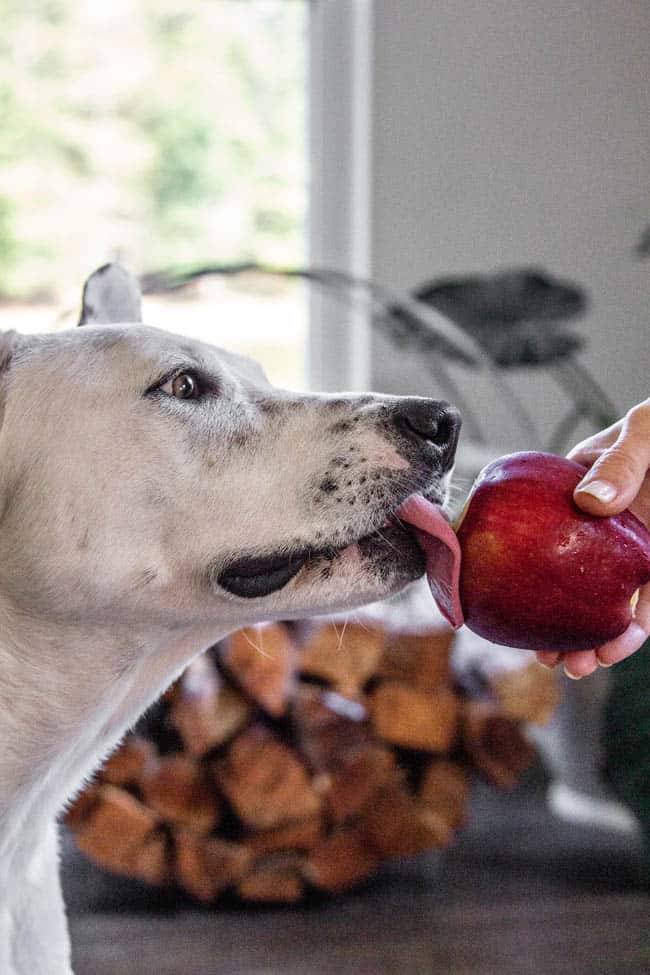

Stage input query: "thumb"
[{"left": 574, "top": 404, "right": 650, "bottom": 515}]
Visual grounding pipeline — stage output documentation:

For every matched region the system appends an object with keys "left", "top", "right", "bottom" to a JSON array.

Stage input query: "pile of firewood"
[{"left": 65, "top": 621, "right": 558, "bottom": 903}]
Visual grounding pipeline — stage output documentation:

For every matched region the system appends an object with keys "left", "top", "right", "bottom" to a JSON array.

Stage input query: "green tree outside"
[{"left": 0, "top": 0, "right": 306, "bottom": 298}]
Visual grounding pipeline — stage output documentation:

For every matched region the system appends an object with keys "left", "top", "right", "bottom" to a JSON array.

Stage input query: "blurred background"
[
  {"left": 0, "top": 0, "right": 308, "bottom": 387},
  {"left": 2, "top": 1, "right": 649, "bottom": 973}
]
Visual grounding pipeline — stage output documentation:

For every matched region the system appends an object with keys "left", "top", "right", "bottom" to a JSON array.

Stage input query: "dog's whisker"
[
  {"left": 373, "top": 526, "right": 404, "bottom": 557},
  {"left": 331, "top": 616, "right": 349, "bottom": 652},
  {"left": 446, "top": 481, "right": 469, "bottom": 500},
  {"left": 240, "top": 627, "right": 274, "bottom": 660},
  {"left": 336, "top": 615, "right": 349, "bottom": 653}
]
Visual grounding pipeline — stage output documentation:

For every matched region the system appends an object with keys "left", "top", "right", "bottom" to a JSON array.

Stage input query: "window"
[{"left": 0, "top": 0, "right": 308, "bottom": 389}]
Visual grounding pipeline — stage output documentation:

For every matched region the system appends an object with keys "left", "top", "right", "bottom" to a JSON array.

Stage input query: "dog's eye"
[
  {"left": 146, "top": 367, "right": 214, "bottom": 401},
  {"left": 172, "top": 373, "right": 199, "bottom": 399},
  {"left": 163, "top": 371, "right": 201, "bottom": 400}
]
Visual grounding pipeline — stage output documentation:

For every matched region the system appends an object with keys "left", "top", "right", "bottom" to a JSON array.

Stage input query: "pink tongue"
[{"left": 396, "top": 494, "right": 464, "bottom": 629}]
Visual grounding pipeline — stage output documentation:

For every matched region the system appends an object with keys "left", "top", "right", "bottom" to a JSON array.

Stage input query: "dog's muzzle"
[{"left": 216, "top": 397, "right": 462, "bottom": 602}]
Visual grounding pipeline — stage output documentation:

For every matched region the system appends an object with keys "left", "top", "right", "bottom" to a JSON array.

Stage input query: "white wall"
[{"left": 369, "top": 0, "right": 650, "bottom": 447}]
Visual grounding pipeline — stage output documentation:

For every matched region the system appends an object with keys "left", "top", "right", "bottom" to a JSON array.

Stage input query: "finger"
[
  {"left": 573, "top": 402, "right": 650, "bottom": 516},
  {"left": 566, "top": 420, "right": 622, "bottom": 464},
  {"left": 535, "top": 650, "right": 562, "bottom": 669},
  {"left": 567, "top": 445, "right": 609, "bottom": 468},
  {"left": 562, "top": 649, "right": 600, "bottom": 680},
  {"left": 595, "top": 623, "right": 647, "bottom": 667},
  {"left": 596, "top": 583, "right": 650, "bottom": 666}
]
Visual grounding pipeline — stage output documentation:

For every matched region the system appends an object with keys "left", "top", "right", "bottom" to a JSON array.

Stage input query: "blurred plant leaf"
[
  {"left": 140, "top": 261, "right": 482, "bottom": 367},
  {"left": 413, "top": 267, "right": 587, "bottom": 368}
]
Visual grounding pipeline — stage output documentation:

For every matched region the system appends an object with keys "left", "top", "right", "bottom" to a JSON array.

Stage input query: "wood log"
[
  {"left": 304, "top": 827, "right": 379, "bottom": 893},
  {"left": 221, "top": 622, "right": 296, "bottom": 717},
  {"left": 292, "top": 685, "right": 370, "bottom": 772},
  {"left": 66, "top": 616, "right": 557, "bottom": 904},
  {"left": 174, "top": 829, "right": 251, "bottom": 902},
  {"left": 73, "top": 783, "right": 158, "bottom": 861},
  {"left": 246, "top": 816, "right": 322, "bottom": 856},
  {"left": 378, "top": 628, "right": 453, "bottom": 690},
  {"left": 139, "top": 755, "right": 221, "bottom": 833},
  {"left": 63, "top": 784, "right": 100, "bottom": 829},
  {"left": 169, "top": 658, "right": 252, "bottom": 756},
  {"left": 72, "top": 784, "right": 170, "bottom": 885},
  {"left": 418, "top": 759, "right": 470, "bottom": 831},
  {"left": 100, "top": 736, "right": 156, "bottom": 786},
  {"left": 489, "top": 662, "right": 560, "bottom": 726},
  {"left": 324, "top": 745, "right": 397, "bottom": 825},
  {"left": 462, "top": 701, "right": 536, "bottom": 788},
  {"left": 298, "top": 622, "right": 385, "bottom": 696},
  {"left": 128, "top": 831, "right": 171, "bottom": 887},
  {"left": 211, "top": 724, "right": 321, "bottom": 830},
  {"left": 237, "top": 857, "right": 305, "bottom": 903},
  {"left": 369, "top": 681, "right": 458, "bottom": 752},
  {"left": 359, "top": 783, "right": 455, "bottom": 856}
]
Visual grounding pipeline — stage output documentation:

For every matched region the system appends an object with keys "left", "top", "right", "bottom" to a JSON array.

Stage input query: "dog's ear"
[
  {"left": 0, "top": 329, "right": 19, "bottom": 384},
  {"left": 78, "top": 263, "right": 143, "bottom": 326},
  {"left": 0, "top": 330, "right": 17, "bottom": 372},
  {"left": 0, "top": 330, "right": 21, "bottom": 426}
]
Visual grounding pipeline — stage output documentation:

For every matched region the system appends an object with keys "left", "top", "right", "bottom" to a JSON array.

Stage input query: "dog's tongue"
[{"left": 396, "top": 494, "right": 464, "bottom": 629}]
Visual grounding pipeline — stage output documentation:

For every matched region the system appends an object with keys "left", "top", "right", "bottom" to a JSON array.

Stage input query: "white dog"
[{"left": 0, "top": 264, "right": 460, "bottom": 975}]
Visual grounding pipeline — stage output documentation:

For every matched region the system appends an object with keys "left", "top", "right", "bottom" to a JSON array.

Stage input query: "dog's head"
[{"left": 0, "top": 265, "right": 460, "bottom": 635}]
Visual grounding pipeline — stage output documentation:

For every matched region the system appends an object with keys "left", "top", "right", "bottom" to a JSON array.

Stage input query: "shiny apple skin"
[{"left": 456, "top": 451, "right": 650, "bottom": 652}]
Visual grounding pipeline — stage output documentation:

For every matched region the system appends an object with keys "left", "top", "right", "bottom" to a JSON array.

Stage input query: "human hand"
[{"left": 536, "top": 398, "right": 650, "bottom": 679}]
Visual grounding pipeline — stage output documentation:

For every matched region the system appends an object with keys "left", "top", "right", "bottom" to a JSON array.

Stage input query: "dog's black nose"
[{"left": 395, "top": 398, "right": 462, "bottom": 467}]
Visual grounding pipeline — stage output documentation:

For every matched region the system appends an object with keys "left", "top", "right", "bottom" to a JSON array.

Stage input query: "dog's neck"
[{"left": 0, "top": 601, "right": 232, "bottom": 859}]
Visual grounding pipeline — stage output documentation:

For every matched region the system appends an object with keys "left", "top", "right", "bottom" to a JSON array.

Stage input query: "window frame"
[{"left": 307, "top": 0, "right": 374, "bottom": 392}]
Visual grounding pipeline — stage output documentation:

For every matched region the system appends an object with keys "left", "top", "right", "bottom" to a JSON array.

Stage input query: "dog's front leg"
[{"left": 1, "top": 820, "right": 73, "bottom": 975}]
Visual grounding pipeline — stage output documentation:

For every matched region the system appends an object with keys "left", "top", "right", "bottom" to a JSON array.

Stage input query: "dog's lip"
[
  {"left": 217, "top": 551, "right": 312, "bottom": 599},
  {"left": 216, "top": 492, "right": 460, "bottom": 604},
  {"left": 217, "top": 543, "right": 349, "bottom": 599}
]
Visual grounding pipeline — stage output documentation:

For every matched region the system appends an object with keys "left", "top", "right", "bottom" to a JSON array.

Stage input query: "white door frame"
[{"left": 308, "top": 0, "right": 374, "bottom": 392}]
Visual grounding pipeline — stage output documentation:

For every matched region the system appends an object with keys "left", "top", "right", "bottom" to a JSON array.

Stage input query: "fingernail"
[
  {"left": 575, "top": 479, "right": 617, "bottom": 503},
  {"left": 598, "top": 659, "right": 614, "bottom": 668},
  {"left": 563, "top": 666, "right": 582, "bottom": 680}
]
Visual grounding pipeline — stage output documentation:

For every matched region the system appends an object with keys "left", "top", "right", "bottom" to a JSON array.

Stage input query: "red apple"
[{"left": 454, "top": 451, "right": 650, "bottom": 652}]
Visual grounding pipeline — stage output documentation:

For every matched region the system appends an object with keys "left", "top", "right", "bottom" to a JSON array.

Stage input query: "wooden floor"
[{"left": 63, "top": 769, "right": 649, "bottom": 975}]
